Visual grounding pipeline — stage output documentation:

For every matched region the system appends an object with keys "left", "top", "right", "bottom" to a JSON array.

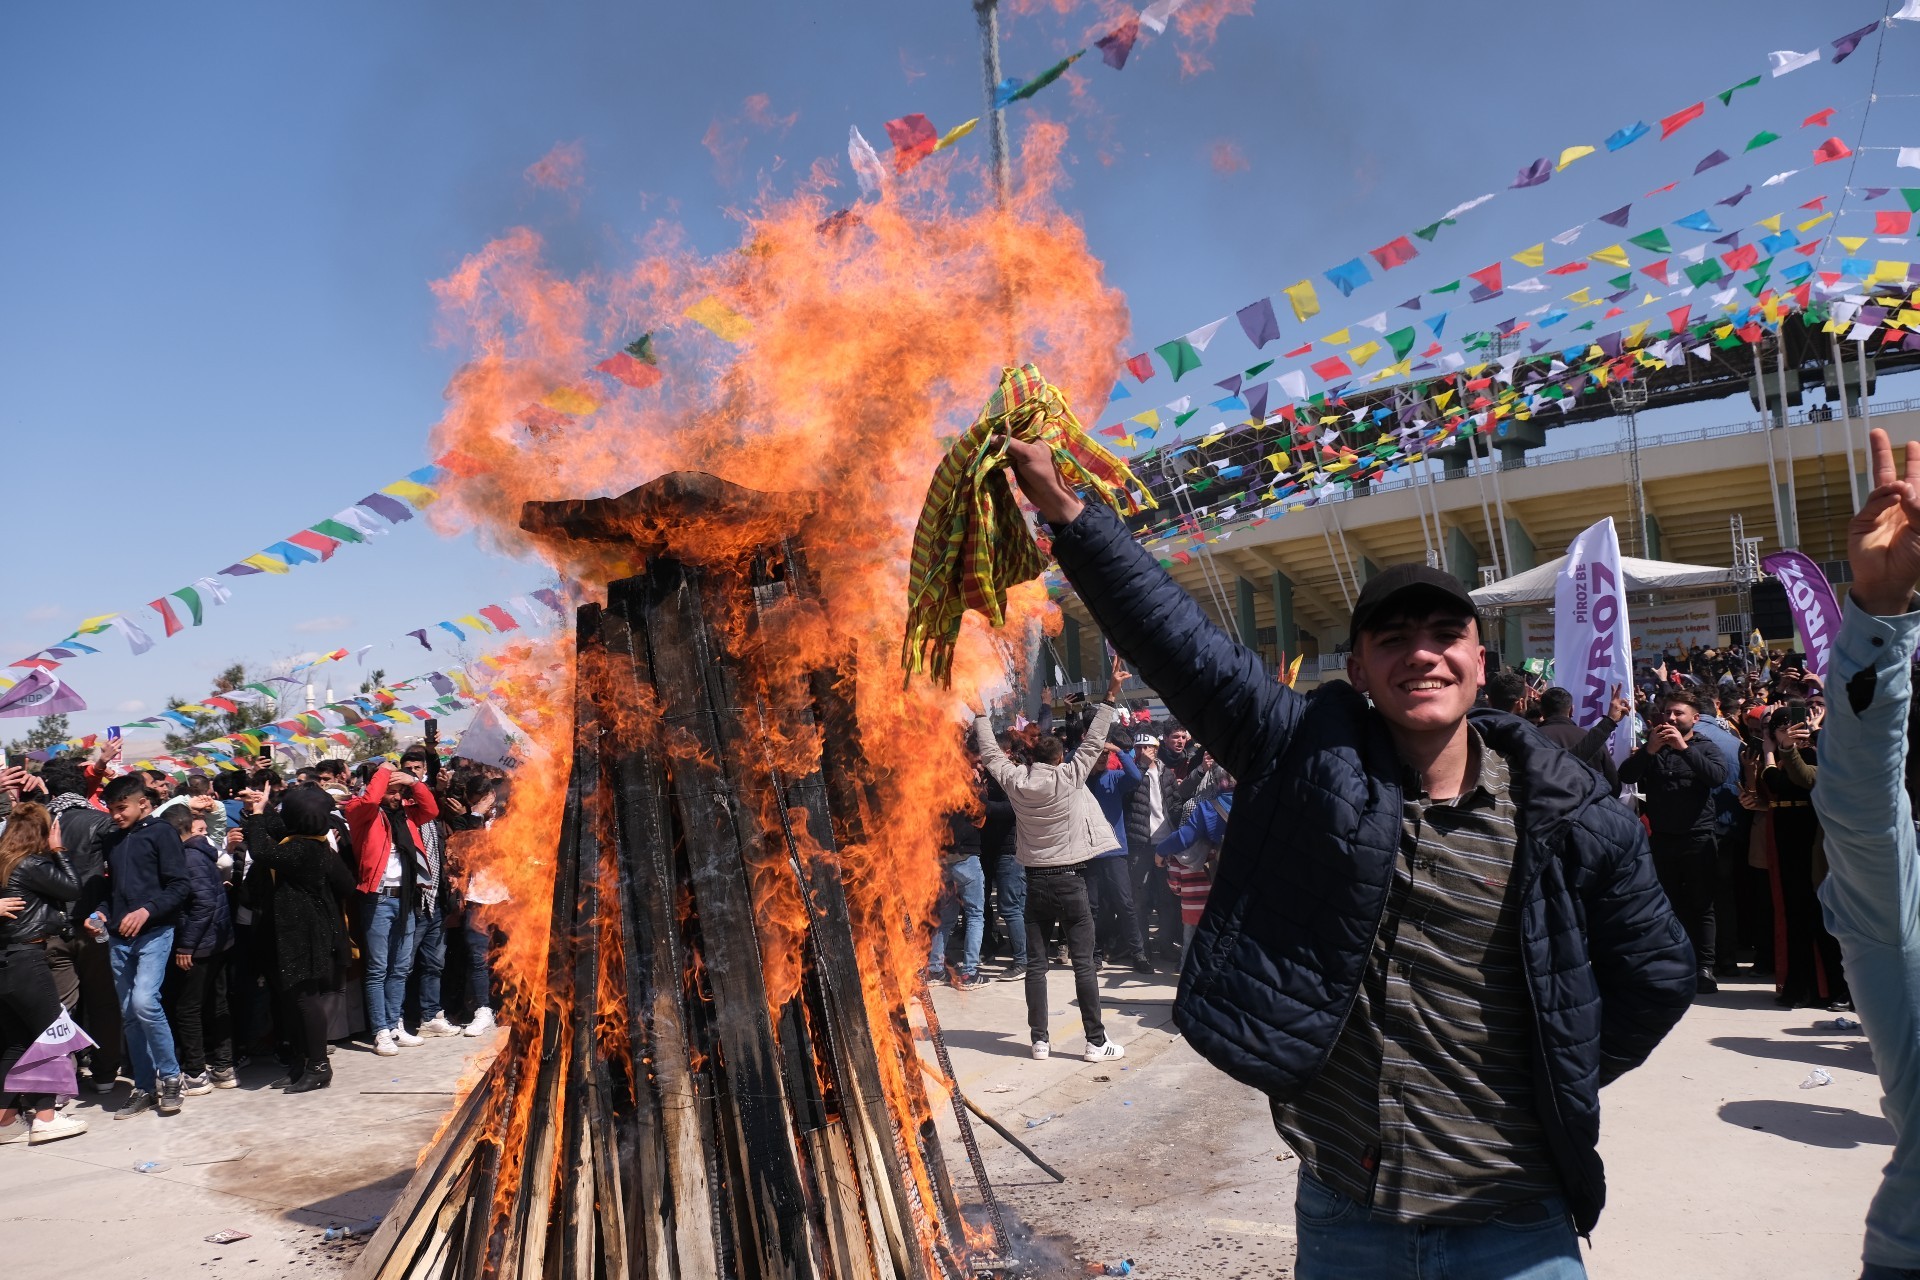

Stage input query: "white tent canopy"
[{"left": 1470, "top": 553, "right": 1742, "bottom": 609}]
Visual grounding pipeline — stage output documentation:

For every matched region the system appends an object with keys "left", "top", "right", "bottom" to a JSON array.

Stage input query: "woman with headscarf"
[{"left": 242, "top": 784, "right": 354, "bottom": 1093}]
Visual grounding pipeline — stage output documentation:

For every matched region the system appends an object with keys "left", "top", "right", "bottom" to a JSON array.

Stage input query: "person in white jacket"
[{"left": 975, "top": 660, "right": 1127, "bottom": 1062}]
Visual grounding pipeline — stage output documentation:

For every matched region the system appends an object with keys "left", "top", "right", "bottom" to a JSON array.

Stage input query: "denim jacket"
[{"left": 1810, "top": 598, "right": 1920, "bottom": 1273}]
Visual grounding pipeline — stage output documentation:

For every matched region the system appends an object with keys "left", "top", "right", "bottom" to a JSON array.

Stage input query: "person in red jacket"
[{"left": 342, "top": 763, "right": 438, "bottom": 1056}]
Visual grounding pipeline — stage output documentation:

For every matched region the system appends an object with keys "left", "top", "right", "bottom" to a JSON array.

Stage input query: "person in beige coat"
[{"left": 974, "top": 660, "right": 1128, "bottom": 1062}]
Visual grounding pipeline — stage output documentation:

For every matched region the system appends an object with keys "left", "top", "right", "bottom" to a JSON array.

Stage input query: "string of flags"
[
  {"left": 1101, "top": 10, "right": 1908, "bottom": 420},
  {"left": 1, "top": 461, "right": 450, "bottom": 685}
]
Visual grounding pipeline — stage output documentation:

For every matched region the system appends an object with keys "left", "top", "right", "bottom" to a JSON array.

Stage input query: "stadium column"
[
  {"left": 1502, "top": 518, "right": 1536, "bottom": 667},
  {"left": 1270, "top": 570, "right": 1297, "bottom": 661}
]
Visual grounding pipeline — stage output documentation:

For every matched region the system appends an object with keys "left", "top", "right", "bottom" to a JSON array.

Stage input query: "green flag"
[
  {"left": 1244, "top": 359, "right": 1275, "bottom": 377},
  {"left": 311, "top": 518, "right": 366, "bottom": 544},
  {"left": 1006, "top": 50, "right": 1083, "bottom": 104},
  {"left": 1685, "top": 259, "right": 1725, "bottom": 287},
  {"left": 1628, "top": 228, "right": 1671, "bottom": 253},
  {"left": 1902, "top": 189, "right": 1920, "bottom": 213},
  {"left": 1413, "top": 219, "right": 1456, "bottom": 242},
  {"left": 170, "top": 587, "right": 204, "bottom": 627},
  {"left": 1174, "top": 408, "right": 1199, "bottom": 427},
  {"left": 1744, "top": 130, "right": 1780, "bottom": 152},
  {"left": 1431, "top": 280, "right": 1461, "bottom": 294},
  {"left": 1155, "top": 336, "right": 1202, "bottom": 381},
  {"left": 1385, "top": 326, "right": 1417, "bottom": 361},
  {"left": 1608, "top": 272, "right": 1633, "bottom": 291},
  {"left": 1717, "top": 75, "right": 1761, "bottom": 107}
]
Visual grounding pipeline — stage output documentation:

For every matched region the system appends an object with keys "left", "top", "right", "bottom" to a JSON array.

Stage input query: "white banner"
[
  {"left": 1522, "top": 601, "right": 1719, "bottom": 660},
  {"left": 1554, "top": 517, "right": 1634, "bottom": 760}
]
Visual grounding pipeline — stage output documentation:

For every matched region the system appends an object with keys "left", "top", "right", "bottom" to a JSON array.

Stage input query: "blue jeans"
[
  {"left": 410, "top": 907, "right": 446, "bottom": 1019},
  {"left": 995, "top": 857, "right": 1027, "bottom": 967},
  {"left": 929, "top": 856, "right": 985, "bottom": 977},
  {"left": 361, "top": 894, "right": 417, "bottom": 1034},
  {"left": 1295, "top": 1174, "right": 1586, "bottom": 1280},
  {"left": 108, "top": 927, "right": 180, "bottom": 1091}
]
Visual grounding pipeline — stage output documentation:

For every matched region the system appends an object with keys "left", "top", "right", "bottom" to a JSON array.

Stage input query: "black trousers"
[
  {"left": 70, "top": 933, "right": 121, "bottom": 1081},
  {"left": 1651, "top": 833, "right": 1717, "bottom": 972},
  {"left": 0, "top": 944, "right": 65, "bottom": 1112},
  {"left": 1131, "top": 845, "right": 1181, "bottom": 951},
  {"left": 1022, "top": 865, "right": 1105, "bottom": 1046},
  {"left": 1775, "top": 841, "right": 1850, "bottom": 1004},
  {"left": 280, "top": 980, "right": 333, "bottom": 1071},
  {"left": 164, "top": 950, "right": 233, "bottom": 1076},
  {"left": 1086, "top": 855, "right": 1146, "bottom": 962}
]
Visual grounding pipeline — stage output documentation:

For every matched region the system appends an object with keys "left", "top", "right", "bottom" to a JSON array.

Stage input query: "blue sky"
[{"left": 1, "top": 1, "right": 1913, "bottom": 753}]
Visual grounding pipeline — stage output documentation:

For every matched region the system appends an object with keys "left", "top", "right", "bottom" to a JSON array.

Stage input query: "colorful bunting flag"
[{"left": 1659, "top": 103, "right": 1705, "bottom": 138}]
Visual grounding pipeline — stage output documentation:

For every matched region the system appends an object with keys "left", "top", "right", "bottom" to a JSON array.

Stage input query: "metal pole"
[
  {"left": 1830, "top": 331, "right": 1861, "bottom": 511},
  {"left": 1479, "top": 429, "right": 1516, "bottom": 580},
  {"left": 1319, "top": 514, "right": 1355, "bottom": 611},
  {"left": 1857, "top": 335, "right": 1875, "bottom": 476},
  {"left": 1752, "top": 344, "right": 1787, "bottom": 547},
  {"left": 972, "top": 0, "right": 1013, "bottom": 208},
  {"left": 1775, "top": 335, "right": 1800, "bottom": 551},
  {"left": 1465, "top": 429, "right": 1506, "bottom": 580}
]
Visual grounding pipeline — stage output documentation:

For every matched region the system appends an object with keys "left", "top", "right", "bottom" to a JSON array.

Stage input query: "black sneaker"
[
  {"left": 949, "top": 972, "right": 980, "bottom": 992},
  {"left": 997, "top": 965, "right": 1029, "bottom": 983},
  {"left": 115, "top": 1089, "right": 156, "bottom": 1120},
  {"left": 181, "top": 1071, "right": 214, "bottom": 1096},
  {"left": 209, "top": 1066, "right": 238, "bottom": 1089},
  {"left": 1131, "top": 957, "right": 1155, "bottom": 975},
  {"left": 157, "top": 1075, "right": 184, "bottom": 1115},
  {"left": 1696, "top": 971, "right": 1719, "bottom": 995}
]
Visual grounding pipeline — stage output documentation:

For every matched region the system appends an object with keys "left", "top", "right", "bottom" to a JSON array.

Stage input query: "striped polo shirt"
[{"left": 1271, "top": 727, "right": 1561, "bottom": 1222}]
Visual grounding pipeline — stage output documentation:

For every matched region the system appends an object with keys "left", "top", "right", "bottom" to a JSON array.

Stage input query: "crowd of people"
[{"left": 0, "top": 737, "right": 508, "bottom": 1147}]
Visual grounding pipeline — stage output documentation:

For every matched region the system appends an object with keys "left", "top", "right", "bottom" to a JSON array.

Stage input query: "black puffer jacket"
[
  {"left": 1051, "top": 501, "right": 1695, "bottom": 1234},
  {"left": 1123, "top": 761, "right": 1176, "bottom": 853}
]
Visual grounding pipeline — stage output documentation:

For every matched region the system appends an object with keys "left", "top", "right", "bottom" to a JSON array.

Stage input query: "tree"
[
  {"left": 162, "top": 662, "right": 282, "bottom": 757},
  {"left": 5, "top": 713, "right": 72, "bottom": 758}
]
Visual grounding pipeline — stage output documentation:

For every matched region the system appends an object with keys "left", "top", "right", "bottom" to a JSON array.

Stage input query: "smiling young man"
[{"left": 997, "top": 436, "right": 1695, "bottom": 1279}]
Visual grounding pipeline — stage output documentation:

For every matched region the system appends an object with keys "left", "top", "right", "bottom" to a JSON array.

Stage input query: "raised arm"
[
  {"left": 973, "top": 716, "right": 1021, "bottom": 791},
  {"left": 1060, "top": 702, "right": 1118, "bottom": 789},
  {"left": 999, "top": 438, "right": 1302, "bottom": 784}
]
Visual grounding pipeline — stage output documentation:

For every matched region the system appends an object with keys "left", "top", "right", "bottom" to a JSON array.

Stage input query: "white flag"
[
  {"left": 847, "top": 126, "right": 886, "bottom": 198},
  {"left": 1768, "top": 48, "right": 1820, "bottom": 76},
  {"left": 1443, "top": 193, "right": 1495, "bottom": 220},
  {"left": 191, "top": 576, "right": 232, "bottom": 606},
  {"left": 1277, "top": 369, "right": 1307, "bottom": 401},
  {"left": 1893, "top": 0, "right": 1919, "bottom": 21},
  {"left": 1185, "top": 317, "right": 1227, "bottom": 352},
  {"left": 1551, "top": 224, "right": 1586, "bottom": 246},
  {"left": 109, "top": 615, "right": 154, "bottom": 657},
  {"left": 1554, "top": 517, "right": 1633, "bottom": 761},
  {"left": 1139, "top": 0, "right": 1190, "bottom": 34},
  {"left": 1899, "top": 147, "right": 1920, "bottom": 171},
  {"left": 455, "top": 702, "right": 547, "bottom": 771},
  {"left": 1763, "top": 169, "right": 1800, "bottom": 187}
]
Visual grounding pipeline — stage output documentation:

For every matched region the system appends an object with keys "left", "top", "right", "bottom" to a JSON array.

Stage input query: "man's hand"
[
  {"left": 1784, "top": 724, "right": 1812, "bottom": 751},
  {"left": 118, "top": 907, "right": 150, "bottom": 938},
  {"left": 173, "top": 952, "right": 194, "bottom": 971},
  {"left": 1645, "top": 726, "right": 1670, "bottom": 754},
  {"left": 1848, "top": 427, "right": 1920, "bottom": 617},
  {"left": 1606, "top": 684, "right": 1632, "bottom": 724},
  {"left": 1106, "top": 657, "right": 1128, "bottom": 705},
  {"left": 239, "top": 788, "right": 267, "bottom": 815},
  {"left": 997, "top": 435, "right": 1086, "bottom": 527},
  {"left": 0, "top": 766, "right": 26, "bottom": 799}
]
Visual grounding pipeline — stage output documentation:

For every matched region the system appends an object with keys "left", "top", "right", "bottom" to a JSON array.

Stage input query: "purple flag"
[
  {"left": 1694, "top": 149, "right": 1730, "bottom": 175},
  {"left": 1598, "top": 204, "right": 1632, "bottom": 228},
  {"left": 1510, "top": 158, "right": 1553, "bottom": 188},
  {"left": 3, "top": 1008, "right": 95, "bottom": 1097},
  {"left": 532, "top": 587, "right": 567, "bottom": 616},
  {"left": 1831, "top": 20, "right": 1879, "bottom": 64},
  {"left": 1717, "top": 184, "right": 1754, "bottom": 207},
  {"left": 407, "top": 628, "right": 432, "bottom": 650},
  {"left": 1236, "top": 297, "right": 1280, "bottom": 349},
  {"left": 0, "top": 670, "right": 88, "bottom": 719},
  {"left": 1095, "top": 18, "right": 1140, "bottom": 69},
  {"left": 1762, "top": 551, "right": 1842, "bottom": 679},
  {"left": 1245, "top": 382, "right": 1270, "bottom": 420},
  {"left": 356, "top": 493, "right": 414, "bottom": 523}
]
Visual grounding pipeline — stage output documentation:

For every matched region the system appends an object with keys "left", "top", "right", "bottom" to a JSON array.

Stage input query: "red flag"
[
  {"left": 1548, "top": 261, "right": 1588, "bottom": 276},
  {"left": 148, "top": 597, "right": 183, "bottom": 638},
  {"left": 1283, "top": 342, "right": 1313, "bottom": 358},
  {"left": 884, "top": 114, "right": 938, "bottom": 172},
  {"left": 1876, "top": 211, "right": 1914, "bottom": 236},
  {"left": 1801, "top": 195, "right": 1829, "bottom": 211},
  {"left": 1420, "top": 341, "right": 1443, "bottom": 356},
  {"left": 1737, "top": 323, "right": 1764, "bottom": 344},
  {"left": 1640, "top": 258, "right": 1670, "bottom": 283},
  {"left": 1368, "top": 236, "right": 1418, "bottom": 270},
  {"left": 286, "top": 529, "right": 341, "bottom": 562},
  {"left": 1602, "top": 307, "right": 1624, "bottom": 320},
  {"left": 1311, "top": 355, "right": 1353, "bottom": 380},
  {"left": 1795, "top": 242, "right": 1821, "bottom": 256},
  {"left": 1802, "top": 107, "right": 1836, "bottom": 128},
  {"left": 1721, "top": 244, "right": 1760, "bottom": 272},
  {"left": 479, "top": 605, "right": 520, "bottom": 633},
  {"left": 1097, "top": 423, "right": 1127, "bottom": 438},
  {"left": 594, "top": 351, "right": 662, "bottom": 390},
  {"left": 1124, "top": 353, "right": 1155, "bottom": 382},
  {"left": 1469, "top": 263, "right": 1503, "bottom": 293},
  {"left": 1667, "top": 305, "right": 1691, "bottom": 333},
  {"left": 1659, "top": 102, "right": 1705, "bottom": 138},
  {"left": 1645, "top": 181, "right": 1679, "bottom": 196},
  {"left": 1792, "top": 283, "right": 1812, "bottom": 310},
  {"left": 1819, "top": 271, "right": 1842, "bottom": 286},
  {"left": 1812, "top": 137, "right": 1853, "bottom": 165}
]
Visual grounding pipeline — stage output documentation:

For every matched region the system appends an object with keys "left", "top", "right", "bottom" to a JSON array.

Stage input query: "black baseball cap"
[{"left": 1349, "top": 563, "right": 1481, "bottom": 637}]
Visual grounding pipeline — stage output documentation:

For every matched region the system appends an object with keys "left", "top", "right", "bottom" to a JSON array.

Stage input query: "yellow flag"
[
  {"left": 1348, "top": 340, "right": 1381, "bottom": 366},
  {"left": 1265, "top": 453, "right": 1291, "bottom": 471},
  {"left": 1370, "top": 358, "right": 1412, "bottom": 382},
  {"left": 1557, "top": 145, "right": 1595, "bottom": 171},
  {"left": 683, "top": 296, "right": 752, "bottom": 342},
  {"left": 242, "top": 553, "right": 290, "bottom": 575},
  {"left": 1797, "top": 213, "right": 1834, "bottom": 233},
  {"left": 1566, "top": 287, "right": 1592, "bottom": 306},
  {"left": 1626, "top": 320, "right": 1649, "bottom": 345},
  {"left": 1322, "top": 327, "right": 1351, "bottom": 345},
  {"left": 1589, "top": 244, "right": 1631, "bottom": 268},
  {"left": 1898, "top": 309, "right": 1920, "bottom": 328},
  {"left": 1285, "top": 279, "right": 1321, "bottom": 322},
  {"left": 75, "top": 614, "right": 119, "bottom": 635},
  {"left": 1838, "top": 236, "right": 1868, "bottom": 254},
  {"left": 1198, "top": 431, "right": 1227, "bottom": 447},
  {"left": 933, "top": 117, "right": 979, "bottom": 151},
  {"left": 457, "top": 614, "right": 494, "bottom": 635},
  {"left": 1131, "top": 409, "right": 1160, "bottom": 426},
  {"left": 1115, "top": 434, "right": 1136, "bottom": 448},
  {"left": 1872, "top": 261, "right": 1912, "bottom": 284},
  {"left": 541, "top": 385, "right": 600, "bottom": 416},
  {"left": 1756, "top": 214, "right": 1783, "bottom": 234},
  {"left": 380, "top": 479, "right": 440, "bottom": 509},
  {"left": 1513, "top": 243, "right": 1546, "bottom": 268},
  {"left": 1433, "top": 389, "right": 1456, "bottom": 411}
]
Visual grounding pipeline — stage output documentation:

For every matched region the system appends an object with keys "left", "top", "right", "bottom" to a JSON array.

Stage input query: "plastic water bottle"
[
  {"left": 1822, "top": 1016, "right": 1861, "bottom": 1032},
  {"left": 1799, "top": 1068, "right": 1833, "bottom": 1089}
]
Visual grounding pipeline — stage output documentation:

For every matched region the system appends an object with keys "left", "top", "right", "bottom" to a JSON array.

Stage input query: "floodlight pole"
[
  {"left": 1608, "top": 381, "right": 1649, "bottom": 559},
  {"left": 973, "top": 0, "right": 1013, "bottom": 208}
]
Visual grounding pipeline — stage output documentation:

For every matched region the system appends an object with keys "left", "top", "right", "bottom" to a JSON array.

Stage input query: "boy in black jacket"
[
  {"left": 160, "top": 807, "right": 235, "bottom": 1094},
  {"left": 83, "top": 774, "right": 192, "bottom": 1118}
]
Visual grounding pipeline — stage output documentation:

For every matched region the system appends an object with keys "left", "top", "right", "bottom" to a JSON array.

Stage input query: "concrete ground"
[
  {"left": 0, "top": 1030, "right": 494, "bottom": 1280},
  {"left": 0, "top": 968, "right": 1891, "bottom": 1279}
]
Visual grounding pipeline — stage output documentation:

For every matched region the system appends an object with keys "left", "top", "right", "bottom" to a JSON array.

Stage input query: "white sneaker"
[
  {"left": 1084, "top": 1039, "right": 1125, "bottom": 1062},
  {"left": 463, "top": 1008, "right": 496, "bottom": 1037},
  {"left": 393, "top": 1027, "right": 425, "bottom": 1048},
  {"left": 418, "top": 1013, "right": 461, "bottom": 1038},
  {"left": 373, "top": 1030, "right": 400, "bottom": 1057},
  {"left": 29, "top": 1113, "right": 87, "bottom": 1146},
  {"left": 0, "top": 1117, "right": 28, "bottom": 1145},
  {"left": 1030, "top": 1040, "right": 1050, "bottom": 1061}
]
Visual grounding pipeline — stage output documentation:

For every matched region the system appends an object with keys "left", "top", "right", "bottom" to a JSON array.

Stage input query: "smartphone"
[
  {"left": 107, "top": 725, "right": 122, "bottom": 743},
  {"left": 424, "top": 718, "right": 439, "bottom": 743},
  {"left": 259, "top": 742, "right": 275, "bottom": 762}
]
